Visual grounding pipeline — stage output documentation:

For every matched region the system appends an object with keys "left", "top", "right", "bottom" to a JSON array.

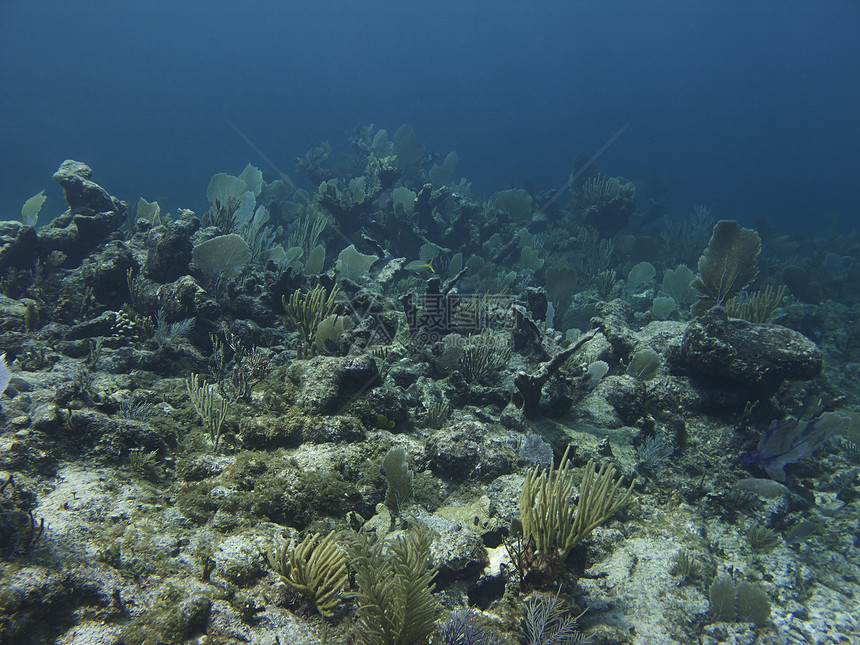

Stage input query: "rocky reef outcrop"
[{"left": 681, "top": 307, "right": 822, "bottom": 400}]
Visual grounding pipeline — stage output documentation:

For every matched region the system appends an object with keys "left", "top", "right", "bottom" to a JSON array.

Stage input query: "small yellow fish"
[{"left": 405, "top": 258, "right": 434, "bottom": 273}]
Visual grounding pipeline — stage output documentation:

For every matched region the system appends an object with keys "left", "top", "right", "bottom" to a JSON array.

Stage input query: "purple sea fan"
[{"left": 743, "top": 412, "right": 848, "bottom": 482}]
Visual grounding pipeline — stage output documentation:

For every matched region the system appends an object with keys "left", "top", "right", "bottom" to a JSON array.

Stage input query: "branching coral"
[
  {"left": 458, "top": 330, "right": 511, "bottom": 383},
  {"left": 383, "top": 446, "right": 414, "bottom": 518},
  {"left": 282, "top": 284, "right": 340, "bottom": 358},
  {"left": 268, "top": 531, "right": 348, "bottom": 618},
  {"left": 725, "top": 284, "right": 787, "bottom": 323},
  {"left": 517, "top": 447, "right": 633, "bottom": 587},
  {"left": 185, "top": 372, "right": 229, "bottom": 450},
  {"left": 345, "top": 525, "right": 438, "bottom": 645}
]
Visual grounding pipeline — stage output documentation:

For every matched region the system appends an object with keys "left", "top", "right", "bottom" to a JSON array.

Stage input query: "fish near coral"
[{"left": 405, "top": 258, "right": 435, "bottom": 273}]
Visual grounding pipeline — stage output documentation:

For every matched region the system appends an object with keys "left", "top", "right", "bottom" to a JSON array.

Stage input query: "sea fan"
[
  {"left": 743, "top": 412, "right": 848, "bottom": 482},
  {"left": 0, "top": 353, "right": 11, "bottom": 395}
]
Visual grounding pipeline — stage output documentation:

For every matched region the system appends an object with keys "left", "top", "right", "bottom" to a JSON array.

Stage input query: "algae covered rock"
[
  {"left": 350, "top": 384, "right": 411, "bottom": 432},
  {"left": 0, "top": 220, "right": 39, "bottom": 273},
  {"left": 52, "top": 159, "right": 122, "bottom": 216},
  {"left": 82, "top": 240, "right": 135, "bottom": 306},
  {"left": 288, "top": 355, "right": 381, "bottom": 414},
  {"left": 144, "top": 216, "right": 199, "bottom": 282},
  {"left": 41, "top": 160, "right": 126, "bottom": 263},
  {"left": 157, "top": 274, "right": 218, "bottom": 321},
  {"left": 0, "top": 294, "right": 35, "bottom": 332},
  {"left": 301, "top": 415, "right": 366, "bottom": 444},
  {"left": 426, "top": 420, "right": 513, "bottom": 481},
  {"left": 577, "top": 175, "right": 636, "bottom": 235},
  {"left": 423, "top": 508, "right": 490, "bottom": 583},
  {"left": 591, "top": 299, "right": 639, "bottom": 357},
  {"left": 681, "top": 307, "right": 821, "bottom": 399}
]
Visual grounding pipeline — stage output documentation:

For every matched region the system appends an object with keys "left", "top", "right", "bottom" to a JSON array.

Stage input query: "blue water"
[{"left": 2, "top": 0, "right": 859, "bottom": 233}]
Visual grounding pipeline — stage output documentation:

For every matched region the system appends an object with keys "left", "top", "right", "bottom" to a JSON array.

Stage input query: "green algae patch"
[{"left": 436, "top": 495, "right": 493, "bottom": 528}]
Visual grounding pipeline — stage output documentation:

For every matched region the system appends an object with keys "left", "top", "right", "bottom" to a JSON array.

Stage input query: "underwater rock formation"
[
  {"left": 1, "top": 125, "right": 858, "bottom": 645},
  {"left": 143, "top": 216, "right": 199, "bottom": 281},
  {"left": 287, "top": 354, "right": 381, "bottom": 414},
  {"left": 0, "top": 221, "right": 39, "bottom": 273},
  {"left": 681, "top": 307, "right": 821, "bottom": 399},
  {"left": 42, "top": 161, "right": 126, "bottom": 264},
  {"left": 0, "top": 160, "right": 127, "bottom": 272},
  {"left": 52, "top": 160, "right": 123, "bottom": 216}
]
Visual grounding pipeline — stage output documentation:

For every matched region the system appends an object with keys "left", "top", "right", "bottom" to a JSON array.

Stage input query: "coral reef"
[{"left": 0, "top": 133, "right": 858, "bottom": 645}]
